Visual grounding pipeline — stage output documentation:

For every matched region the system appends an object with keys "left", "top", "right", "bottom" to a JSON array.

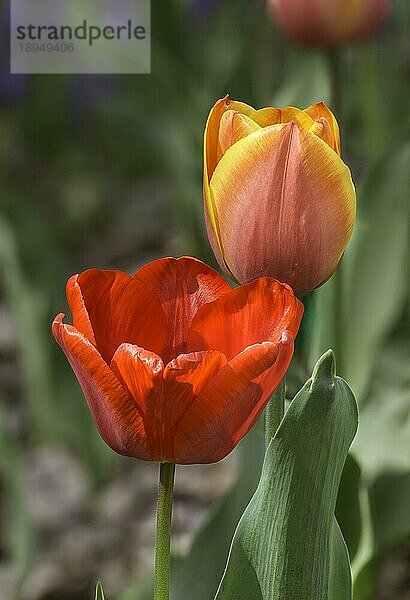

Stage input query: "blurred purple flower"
[
  {"left": 196, "top": 0, "right": 219, "bottom": 11},
  {"left": 69, "top": 75, "right": 120, "bottom": 108},
  {"left": 192, "top": 0, "right": 221, "bottom": 18},
  {"left": 0, "top": 0, "right": 29, "bottom": 105}
]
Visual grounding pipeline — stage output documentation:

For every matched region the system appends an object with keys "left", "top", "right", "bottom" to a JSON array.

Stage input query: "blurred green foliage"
[{"left": 0, "top": 0, "right": 409, "bottom": 598}]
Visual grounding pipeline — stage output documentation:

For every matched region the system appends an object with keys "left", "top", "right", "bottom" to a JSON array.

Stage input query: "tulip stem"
[
  {"left": 327, "top": 47, "right": 345, "bottom": 375},
  {"left": 154, "top": 462, "right": 175, "bottom": 600},
  {"left": 265, "top": 378, "right": 286, "bottom": 449},
  {"left": 327, "top": 48, "right": 342, "bottom": 120}
]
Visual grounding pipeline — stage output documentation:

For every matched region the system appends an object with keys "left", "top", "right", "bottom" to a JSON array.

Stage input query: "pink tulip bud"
[
  {"left": 268, "top": 0, "right": 389, "bottom": 46},
  {"left": 203, "top": 97, "right": 356, "bottom": 295}
]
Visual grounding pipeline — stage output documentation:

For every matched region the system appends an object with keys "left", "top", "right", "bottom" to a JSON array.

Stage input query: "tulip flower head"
[
  {"left": 268, "top": 0, "right": 389, "bottom": 46},
  {"left": 203, "top": 97, "right": 356, "bottom": 295},
  {"left": 53, "top": 257, "right": 303, "bottom": 464}
]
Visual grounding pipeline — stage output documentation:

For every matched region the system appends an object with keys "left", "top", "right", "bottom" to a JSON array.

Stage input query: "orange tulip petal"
[
  {"left": 204, "top": 97, "right": 256, "bottom": 275},
  {"left": 188, "top": 278, "right": 303, "bottom": 360},
  {"left": 218, "top": 110, "right": 261, "bottom": 158},
  {"left": 134, "top": 257, "right": 231, "bottom": 363},
  {"left": 209, "top": 121, "right": 356, "bottom": 295},
  {"left": 174, "top": 340, "right": 288, "bottom": 464},
  {"left": 305, "top": 101, "right": 340, "bottom": 154},
  {"left": 309, "top": 116, "right": 336, "bottom": 153},
  {"left": 252, "top": 107, "right": 282, "bottom": 127},
  {"left": 204, "top": 96, "right": 255, "bottom": 183},
  {"left": 52, "top": 314, "right": 151, "bottom": 460},
  {"left": 281, "top": 106, "right": 315, "bottom": 129},
  {"left": 70, "top": 269, "right": 167, "bottom": 363}
]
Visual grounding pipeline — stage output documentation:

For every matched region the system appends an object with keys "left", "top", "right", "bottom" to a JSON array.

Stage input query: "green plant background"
[{"left": 0, "top": 1, "right": 408, "bottom": 599}]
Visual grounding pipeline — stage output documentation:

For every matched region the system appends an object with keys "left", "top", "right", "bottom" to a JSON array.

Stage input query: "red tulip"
[
  {"left": 268, "top": 0, "right": 389, "bottom": 46},
  {"left": 53, "top": 257, "right": 303, "bottom": 464}
]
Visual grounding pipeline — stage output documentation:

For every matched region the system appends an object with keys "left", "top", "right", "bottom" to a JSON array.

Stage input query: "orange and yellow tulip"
[
  {"left": 53, "top": 257, "right": 303, "bottom": 464},
  {"left": 268, "top": 0, "right": 389, "bottom": 46},
  {"left": 203, "top": 97, "right": 356, "bottom": 295}
]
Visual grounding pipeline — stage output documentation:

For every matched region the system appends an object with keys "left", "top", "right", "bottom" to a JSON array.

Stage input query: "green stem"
[
  {"left": 327, "top": 47, "right": 345, "bottom": 376},
  {"left": 327, "top": 48, "right": 342, "bottom": 120},
  {"left": 265, "top": 378, "right": 286, "bottom": 449},
  {"left": 332, "top": 261, "right": 344, "bottom": 376},
  {"left": 154, "top": 462, "right": 176, "bottom": 600}
]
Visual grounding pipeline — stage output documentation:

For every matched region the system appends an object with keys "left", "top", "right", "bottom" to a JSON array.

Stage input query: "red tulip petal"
[
  {"left": 224, "top": 330, "right": 294, "bottom": 441},
  {"left": 110, "top": 343, "right": 164, "bottom": 415},
  {"left": 110, "top": 343, "right": 167, "bottom": 460},
  {"left": 66, "top": 274, "right": 96, "bottom": 345},
  {"left": 188, "top": 277, "right": 303, "bottom": 360},
  {"left": 134, "top": 257, "right": 231, "bottom": 363},
  {"left": 70, "top": 269, "right": 167, "bottom": 364},
  {"left": 111, "top": 344, "right": 226, "bottom": 462},
  {"left": 52, "top": 314, "right": 151, "bottom": 460},
  {"left": 174, "top": 337, "right": 293, "bottom": 464},
  {"left": 163, "top": 350, "right": 227, "bottom": 427}
]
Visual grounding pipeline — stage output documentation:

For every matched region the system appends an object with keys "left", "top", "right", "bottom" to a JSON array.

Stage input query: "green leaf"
[
  {"left": 215, "top": 351, "right": 358, "bottom": 600},
  {"left": 95, "top": 581, "right": 106, "bottom": 600},
  {"left": 329, "top": 519, "right": 352, "bottom": 600},
  {"left": 336, "top": 454, "right": 362, "bottom": 562},
  {"left": 0, "top": 216, "right": 56, "bottom": 438},
  {"left": 0, "top": 408, "right": 34, "bottom": 598},
  {"left": 351, "top": 473, "right": 410, "bottom": 600},
  {"left": 352, "top": 336, "right": 410, "bottom": 480},
  {"left": 351, "top": 330, "right": 410, "bottom": 599},
  {"left": 273, "top": 51, "right": 329, "bottom": 108},
  {"left": 264, "top": 378, "right": 286, "bottom": 448}
]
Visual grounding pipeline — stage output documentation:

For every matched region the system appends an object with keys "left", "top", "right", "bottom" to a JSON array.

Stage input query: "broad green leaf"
[
  {"left": 215, "top": 351, "right": 358, "bottom": 600},
  {"left": 351, "top": 331, "right": 410, "bottom": 599},
  {"left": 342, "top": 144, "right": 409, "bottom": 398},
  {"left": 336, "top": 454, "right": 362, "bottom": 561},
  {"left": 310, "top": 142, "right": 410, "bottom": 400},
  {"left": 352, "top": 472, "right": 410, "bottom": 600},
  {"left": 95, "top": 582, "right": 106, "bottom": 600},
  {"left": 273, "top": 51, "right": 329, "bottom": 109},
  {"left": 0, "top": 216, "right": 56, "bottom": 438},
  {"left": 370, "top": 472, "right": 410, "bottom": 558},
  {"left": 0, "top": 407, "right": 34, "bottom": 598},
  {"left": 329, "top": 519, "right": 352, "bottom": 600},
  {"left": 264, "top": 379, "right": 286, "bottom": 448},
  {"left": 352, "top": 336, "right": 410, "bottom": 480}
]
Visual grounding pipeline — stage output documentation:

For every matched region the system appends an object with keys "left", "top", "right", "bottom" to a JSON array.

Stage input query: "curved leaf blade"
[
  {"left": 95, "top": 582, "right": 106, "bottom": 600},
  {"left": 215, "top": 351, "right": 358, "bottom": 600}
]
